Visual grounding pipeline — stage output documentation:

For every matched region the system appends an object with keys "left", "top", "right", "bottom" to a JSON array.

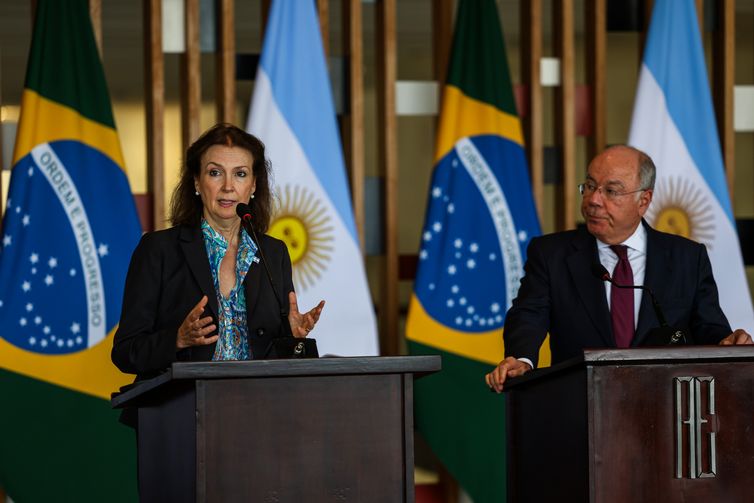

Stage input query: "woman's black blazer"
[{"left": 111, "top": 224, "right": 293, "bottom": 382}]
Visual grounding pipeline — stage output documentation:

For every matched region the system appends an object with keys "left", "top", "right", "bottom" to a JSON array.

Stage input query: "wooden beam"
[
  {"left": 342, "top": 0, "right": 365, "bottom": 250},
  {"left": 261, "top": 0, "right": 271, "bottom": 40},
  {"left": 376, "top": 0, "right": 398, "bottom": 356},
  {"left": 318, "top": 0, "right": 329, "bottom": 57},
  {"left": 641, "top": 0, "right": 654, "bottom": 62},
  {"left": 88, "top": 0, "right": 102, "bottom": 57},
  {"left": 695, "top": 0, "right": 704, "bottom": 36},
  {"left": 144, "top": 0, "right": 165, "bottom": 230},
  {"left": 554, "top": 0, "right": 576, "bottom": 231},
  {"left": 431, "top": 0, "right": 454, "bottom": 86},
  {"left": 181, "top": 0, "right": 201, "bottom": 152},
  {"left": 215, "top": 0, "right": 235, "bottom": 124},
  {"left": 521, "top": 0, "right": 543, "bottom": 224},
  {"left": 586, "top": 0, "right": 606, "bottom": 160},
  {"left": 713, "top": 0, "right": 735, "bottom": 202}
]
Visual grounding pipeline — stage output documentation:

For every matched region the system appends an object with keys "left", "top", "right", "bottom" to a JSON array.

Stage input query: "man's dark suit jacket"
[
  {"left": 503, "top": 221, "right": 731, "bottom": 367},
  {"left": 112, "top": 224, "right": 293, "bottom": 382}
]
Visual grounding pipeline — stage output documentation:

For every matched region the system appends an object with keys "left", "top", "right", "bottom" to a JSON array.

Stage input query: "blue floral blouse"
[{"left": 201, "top": 219, "right": 259, "bottom": 360}]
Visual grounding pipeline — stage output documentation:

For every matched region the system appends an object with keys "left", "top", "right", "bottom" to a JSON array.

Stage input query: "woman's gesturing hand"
[
  {"left": 288, "top": 291, "right": 325, "bottom": 338},
  {"left": 176, "top": 295, "right": 219, "bottom": 349}
]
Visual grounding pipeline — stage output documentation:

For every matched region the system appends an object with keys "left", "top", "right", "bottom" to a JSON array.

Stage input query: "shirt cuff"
[{"left": 518, "top": 357, "right": 534, "bottom": 370}]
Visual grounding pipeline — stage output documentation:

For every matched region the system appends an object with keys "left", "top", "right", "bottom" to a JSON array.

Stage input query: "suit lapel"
[
  {"left": 179, "top": 225, "right": 219, "bottom": 320},
  {"left": 244, "top": 235, "right": 263, "bottom": 315},
  {"left": 634, "top": 222, "right": 671, "bottom": 345},
  {"left": 566, "top": 230, "right": 614, "bottom": 348}
]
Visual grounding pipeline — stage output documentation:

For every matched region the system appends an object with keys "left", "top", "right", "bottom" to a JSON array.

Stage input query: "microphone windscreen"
[
  {"left": 591, "top": 262, "right": 610, "bottom": 281},
  {"left": 236, "top": 202, "right": 252, "bottom": 220}
]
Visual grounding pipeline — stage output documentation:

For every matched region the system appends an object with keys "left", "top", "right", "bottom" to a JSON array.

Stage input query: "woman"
[{"left": 112, "top": 123, "right": 324, "bottom": 381}]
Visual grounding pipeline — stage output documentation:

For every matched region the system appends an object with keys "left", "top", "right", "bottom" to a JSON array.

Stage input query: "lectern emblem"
[{"left": 674, "top": 376, "right": 717, "bottom": 479}]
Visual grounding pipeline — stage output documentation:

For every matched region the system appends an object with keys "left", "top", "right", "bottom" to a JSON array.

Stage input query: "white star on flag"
[
  {"left": 3, "top": 235, "right": 11, "bottom": 246},
  {"left": 48, "top": 257, "right": 58, "bottom": 268},
  {"left": 30, "top": 253, "right": 39, "bottom": 264},
  {"left": 70, "top": 322, "right": 81, "bottom": 334},
  {"left": 22, "top": 281, "right": 31, "bottom": 292},
  {"left": 97, "top": 243, "right": 109, "bottom": 257},
  {"left": 44, "top": 275, "right": 54, "bottom": 286}
]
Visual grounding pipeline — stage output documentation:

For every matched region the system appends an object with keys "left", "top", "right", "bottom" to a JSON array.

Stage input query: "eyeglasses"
[{"left": 578, "top": 181, "right": 646, "bottom": 201}]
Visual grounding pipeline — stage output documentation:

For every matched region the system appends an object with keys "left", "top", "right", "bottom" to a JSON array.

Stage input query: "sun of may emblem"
[
  {"left": 268, "top": 184, "right": 334, "bottom": 290},
  {"left": 645, "top": 176, "right": 715, "bottom": 248}
]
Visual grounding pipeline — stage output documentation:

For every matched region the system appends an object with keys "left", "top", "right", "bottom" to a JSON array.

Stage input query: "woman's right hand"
[{"left": 176, "top": 296, "right": 219, "bottom": 349}]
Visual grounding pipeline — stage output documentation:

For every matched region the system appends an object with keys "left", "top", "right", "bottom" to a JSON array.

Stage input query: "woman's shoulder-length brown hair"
[{"left": 169, "top": 123, "right": 272, "bottom": 234}]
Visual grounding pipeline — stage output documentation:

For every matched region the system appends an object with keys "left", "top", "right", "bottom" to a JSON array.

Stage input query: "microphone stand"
[
  {"left": 237, "top": 204, "right": 318, "bottom": 359},
  {"left": 593, "top": 263, "right": 686, "bottom": 345}
]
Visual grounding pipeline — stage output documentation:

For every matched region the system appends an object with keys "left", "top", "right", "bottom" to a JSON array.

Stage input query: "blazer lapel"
[
  {"left": 566, "top": 230, "right": 614, "bottom": 348},
  {"left": 179, "top": 225, "right": 219, "bottom": 320},
  {"left": 634, "top": 222, "right": 672, "bottom": 345},
  {"left": 244, "top": 236, "right": 263, "bottom": 315}
]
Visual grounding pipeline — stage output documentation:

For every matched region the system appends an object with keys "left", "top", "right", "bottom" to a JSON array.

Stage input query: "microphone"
[
  {"left": 592, "top": 263, "right": 686, "bottom": 345},
  {"left": 235, "top": 203, "right": 316, "bottom": 358},
  {"left": 237, "top": 202, "right": 253, "bottom": 225}
]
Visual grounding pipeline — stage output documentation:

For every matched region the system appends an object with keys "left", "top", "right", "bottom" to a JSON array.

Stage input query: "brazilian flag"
[
  {"left": 0, "top": 1, "right": 141, "bottom": 500},
  {"left": 406, "top": 1, "right": 544, "bottom": 501}
]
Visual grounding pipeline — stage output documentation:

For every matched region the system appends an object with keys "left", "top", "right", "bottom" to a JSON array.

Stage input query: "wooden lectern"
[
  {"left": 111, "top": 356, "right": 440, "bottom": 503},
  {"left": 504, "top": 347, "right": 754, "bottom": 503}
]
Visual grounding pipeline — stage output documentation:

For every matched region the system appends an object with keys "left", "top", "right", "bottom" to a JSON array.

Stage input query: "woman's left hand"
[{"left": 288, "top": 291, "right": 325, "bottom": 338}]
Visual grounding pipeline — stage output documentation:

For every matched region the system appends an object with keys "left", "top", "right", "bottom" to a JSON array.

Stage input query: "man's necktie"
[{"left": 610, "top": 245, "right": 634, "bottom": 348}]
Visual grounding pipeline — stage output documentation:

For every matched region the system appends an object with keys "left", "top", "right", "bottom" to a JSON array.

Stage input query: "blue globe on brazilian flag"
[{"left": 0, "top": 1, "right": 141, "bottom": 500}]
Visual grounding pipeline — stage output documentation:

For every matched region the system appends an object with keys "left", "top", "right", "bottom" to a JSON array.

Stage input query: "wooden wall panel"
[
  {"left": 521, "top": 0, "right": 544, "bottom": 223},
  {"left": 376, "top": 0, "right": 398, "bottom": 356},
  {"left": 713, "top": 0, "right": 735, "bottom": 202},
  {"left": 554, "top": 0, "right": 576, "bottom": 231},
  {"left": 432, "top": 0, "right": 454, "bottom": 86},
  {"left": 342, "top": 0, "right": 366, "bottom": 250},
  {"left": 144, "top": 0, "right": 165, "bottom": 230},
  {"left": 89, "top": 0, "right": 102, "bottom": 56},
  {"left": 181, "top": 0, "right": 201, "bottom": 153},
  {"left": 318, "top": 0, "right": 329, "bottom": 57},
  {"left": 586, "top": 0, "right": 606, "bottom": 160},
  {"left": 261, "top": 0, "right": 271, "bottom": 38},
  {"left": 215, "top": 0, "right": 235, "bottom": 125}
]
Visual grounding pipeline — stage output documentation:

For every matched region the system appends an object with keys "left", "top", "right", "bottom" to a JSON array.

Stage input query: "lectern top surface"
[{"left": 111, "top": 355, "right": 441, "bottom": 408}]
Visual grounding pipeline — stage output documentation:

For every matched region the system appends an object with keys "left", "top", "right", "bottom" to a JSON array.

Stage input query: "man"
[{"left": 486, "top": 145, "right": 752, "bottom": 392}]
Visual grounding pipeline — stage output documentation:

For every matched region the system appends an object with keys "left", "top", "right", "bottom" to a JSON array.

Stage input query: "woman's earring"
[
  {"left": 251, "top": 193, "right": 255, "bottom": 199},
  {"left": 195, "top": 190, "right": 200, "bottom": 196}
]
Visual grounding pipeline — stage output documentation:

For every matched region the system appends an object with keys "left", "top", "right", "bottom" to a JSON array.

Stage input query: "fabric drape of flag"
[
  {"left": 406, "top": 0, "right": 542, "bottom": 501},
  {"left": 247, "top": 0, "right": 378, "bottom": 356},
  {"left": 0, "top": 1, "right": 142, "bottom": 500},
  {"left": 628, "top": 0, "right": 754, "bottom": 332}
]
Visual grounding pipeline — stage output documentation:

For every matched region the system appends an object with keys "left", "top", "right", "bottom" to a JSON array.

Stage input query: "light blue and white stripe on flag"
[
  {"left": 247, "top": 0, "right": 379, "bottom": 356},
  {"left": 629, "top": 0, "right": 754, "bottom": 332}
]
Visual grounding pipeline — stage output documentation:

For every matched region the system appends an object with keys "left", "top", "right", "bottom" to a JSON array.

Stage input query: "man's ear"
[{"left": 638, "top": 189, "right": 653, "bottom": 215}]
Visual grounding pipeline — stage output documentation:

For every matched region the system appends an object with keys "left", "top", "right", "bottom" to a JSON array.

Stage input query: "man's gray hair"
[
  {"left": 636, "top": 149, "right": 656, "bottom": 191},
  {"left": 604, "top": 144, "right": 656, "bottom": 191}
]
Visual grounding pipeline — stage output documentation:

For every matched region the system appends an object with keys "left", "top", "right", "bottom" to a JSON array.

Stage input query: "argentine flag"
[
  {"left": 629, "top": 0, "right": 754, "bottom": 332},
  {"left": 247, "top": 0, "right": 378, "bottom": 356}
]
